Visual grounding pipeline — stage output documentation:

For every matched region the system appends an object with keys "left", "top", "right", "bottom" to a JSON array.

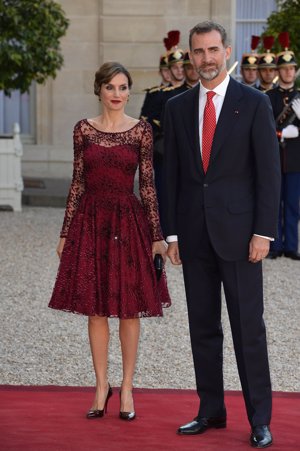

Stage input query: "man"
[
  {"left": 257, "top": 36, "right": 277, "bottom": 92},
  {"left": 163, "top": 21, "right": 281, "bottom": 448},
  {"left": 161, "top": 51, "right": 200, "bottom": 117},
  {"left": 139, "top": 33, "right": 178, "bottom": 222},
  {"left": 159, "top": 53, "right": 172, "bottom": 87},
  {"left": 240, "top": 35, "right": 259, "bottom": 87},
  {"left": 139, "top": 34, "right": 185, "bottom": 232},
  {"left": 257, "top": 66, "right": 277, "bottom": 92},
  {"left": 167, "top": 46, "right": 185, "bottom": 87},
  {"left": 152, "top": 52, "right": 200, "bottom": 230},
  {"left": 266, "top": 32, "right": 300, "bottom": 260},
  {"left": 140, "top": 44, "right": 172, "bottom": 124},
  {"left": 241, "top": 66, "right": 258, "bottom": 87},
  {"left": 181, "top": 50, "right": 200, "bottom": 89},
  {"left": 140, "top": 31, "right": 185, "bottom": 130}
]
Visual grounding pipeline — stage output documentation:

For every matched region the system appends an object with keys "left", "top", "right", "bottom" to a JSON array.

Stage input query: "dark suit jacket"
[{"left": 163, "top": 77, "right": 281, "bottom": 261}]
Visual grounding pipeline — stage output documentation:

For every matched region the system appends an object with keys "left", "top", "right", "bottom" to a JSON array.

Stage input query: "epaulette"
[
  {"left": 143, "top": 84, "right": 160, "bottom": 93},
  {"left": 140, "top": 116, "right": 148, "bottom": 121},
  {"left": 162, "top": 86, "right": 177, "bottom": 92},
  {"left": 148, "top": 86, "right": 163, "bottom": 94},
  {"left": 279, "top": 86, "right": 294, "bottom": 93},
  {"left": 153, "top": 119, "right": 161, "bottom": 127}
]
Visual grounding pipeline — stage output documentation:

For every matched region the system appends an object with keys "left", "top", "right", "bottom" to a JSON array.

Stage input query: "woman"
[{"left": 49, "top": 62, "right": 171, "bottom": 421}]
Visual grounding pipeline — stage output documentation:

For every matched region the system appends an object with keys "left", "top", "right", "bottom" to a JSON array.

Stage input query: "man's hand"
[
  {"left": 291, "top": 98, "right": 300, "bottom": 120},
  {"left": 249, "top": 236, "right": 270, "bottom": 263},
  {"left": 167, "top": 241, "right": 182, "bottom": 265}
]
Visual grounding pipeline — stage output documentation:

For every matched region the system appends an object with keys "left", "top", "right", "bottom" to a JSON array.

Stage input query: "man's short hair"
[{"left": 189, "top": 21, "right": 228, "bottom": 49}]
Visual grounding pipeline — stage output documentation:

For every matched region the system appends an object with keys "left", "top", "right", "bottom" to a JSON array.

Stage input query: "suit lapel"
[
  {"left": 209, "top": 78, "right": 243, "bottom": 166},
  {"left": 181, "top": 84, "right": 203, "bottom": 171}
]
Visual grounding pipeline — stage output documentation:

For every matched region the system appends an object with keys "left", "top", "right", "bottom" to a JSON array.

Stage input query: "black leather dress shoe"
[
  {"left": 177, "top": 416, "right": 226, "bottom": 435},
  {"left": 250, "top": 425, "right": 272, "bottom": 448},
  {"left": 284, "top": 251, "right": 300, "bottom": 260},
  {"left": 266, "top": 251, "right": 282, "bottom": 259}
]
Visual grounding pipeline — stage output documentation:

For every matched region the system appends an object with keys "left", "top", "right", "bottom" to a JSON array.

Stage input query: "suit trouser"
[
  {"left": 271, "top": 172, "right": 300, "bottom": 252},
  {"left": 181, "top": 223, "right": 272, "bottom": 426}
]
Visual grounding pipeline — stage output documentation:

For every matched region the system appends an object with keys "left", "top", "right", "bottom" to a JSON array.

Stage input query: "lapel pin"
[{"left": 234, "top": 110, "right": 239, "bottom": 114}]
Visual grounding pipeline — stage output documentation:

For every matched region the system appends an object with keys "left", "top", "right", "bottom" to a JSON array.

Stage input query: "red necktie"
[{"left": 202, "top": 91, "right": 216, "bottom": 173}]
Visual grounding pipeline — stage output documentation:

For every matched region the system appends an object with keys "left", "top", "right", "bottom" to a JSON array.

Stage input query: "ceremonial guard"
[
  {"left": 182, "top": 50, "right": 200, "bottom": 88},
  {"left": 266, "top": 32, "right": 300, "bottom": 260},
  {"left": 257, "top": 36, "right": 277, "bottom": 92},
  {"left": 140, "top": 36, "right": 172, "bottom": 125},
  {"left": 166, "top": 31, "right": 185, "bottom": 88},
  {"left": 158, "top": 48, "right": 172, "bottom": 87},
  {"left": 158, "top": 50, "right": 200, "bottom": 144},
  {"left": 140, "top": 31, "right": 184, "bottom": 131},
  {"left": 240, "top": 35, "right": 259, "bottom": 87},
  {"left": 165, "top": 51, "right": 199, "bottom": 97},
  {"left": 139, "top": 31, "right": 185, "bottom": 228},
  {"left": 160, "top": 51, "right": 199, "bottom": 117}
]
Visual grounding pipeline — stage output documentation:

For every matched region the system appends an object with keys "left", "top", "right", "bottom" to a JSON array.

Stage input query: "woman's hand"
[
  {"left": 152, "top": 240, "right": 168, "bottom": 262},
  {"left": 56, "top": 238, "right": 66, "bottom": 259}
]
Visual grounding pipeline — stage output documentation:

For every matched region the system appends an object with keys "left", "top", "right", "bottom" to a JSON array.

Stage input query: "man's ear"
[{"left": 225, "top": 45, "right": 232, "bottom": 61}]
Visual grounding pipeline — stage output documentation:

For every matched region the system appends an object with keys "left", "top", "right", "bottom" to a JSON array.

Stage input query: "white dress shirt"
[
  {"left": 198, "top": 74, "right": 230, "bottom": 156},
  {"left": 166, "top": 74, "right": 273, "bottom": 243}
]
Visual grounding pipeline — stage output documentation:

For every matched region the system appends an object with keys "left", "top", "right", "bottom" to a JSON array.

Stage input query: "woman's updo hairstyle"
[{"left": 94, "top": 62, "right": 133, "bottom": 96}]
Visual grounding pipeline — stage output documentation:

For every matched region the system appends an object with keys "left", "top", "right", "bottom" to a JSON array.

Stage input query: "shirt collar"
[{"left": 199, "top": 73, "right": 230, "bottom": 98}]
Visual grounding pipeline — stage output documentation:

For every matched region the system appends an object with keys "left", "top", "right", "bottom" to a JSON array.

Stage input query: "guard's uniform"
[
  {"left": 257, "top": 83, "right": 276, "bottom": 92},
  {"left": 266, "top": 60, "right": 300, "bottom": 255},
  {"left": 140, "top": 85, "right": 164, "bottom": 132},
  {"left": 140, "top": 34, "right": 185, "bottom": 233}
]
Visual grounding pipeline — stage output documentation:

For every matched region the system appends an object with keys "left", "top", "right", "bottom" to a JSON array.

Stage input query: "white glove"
[
  {"left": 291, "top": 98, "right": 300, "bottom": 120},
  {"left": 281, "top": 124, "right": 299, "bottom": 141}
]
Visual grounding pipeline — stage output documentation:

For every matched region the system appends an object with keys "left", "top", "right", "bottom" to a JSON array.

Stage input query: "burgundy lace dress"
[{"left": 48, "top": 119, "right": 171, "bottom": 317}]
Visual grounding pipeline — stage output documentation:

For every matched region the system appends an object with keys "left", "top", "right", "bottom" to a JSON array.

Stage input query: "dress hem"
[{"left": 48, "top": 303, "right": 171, "bottom": 319}]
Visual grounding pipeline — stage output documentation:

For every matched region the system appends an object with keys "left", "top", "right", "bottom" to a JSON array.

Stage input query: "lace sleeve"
[
  {"left": 60, "top": 122, "right": 85, "bottom": 237},
  {"left": 138, "top": 121, "right": 163, "bottom": 241}
]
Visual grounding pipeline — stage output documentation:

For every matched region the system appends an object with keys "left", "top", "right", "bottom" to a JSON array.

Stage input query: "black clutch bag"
[{"left": 154, "top": 254, "right": 164, "bottom": 281}]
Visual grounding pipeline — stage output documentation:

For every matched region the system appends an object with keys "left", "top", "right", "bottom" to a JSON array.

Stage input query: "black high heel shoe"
[
  {"left": 86, "top": 384, "right": 113, "bottom": 419},
  {"left": 119, "top": 389, "right": 136, "bottom": 421}
]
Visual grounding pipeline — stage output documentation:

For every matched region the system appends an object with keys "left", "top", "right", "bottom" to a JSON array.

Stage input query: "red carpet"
[{"left": 0, "top": 386, "right": 299, "bottom": 451}]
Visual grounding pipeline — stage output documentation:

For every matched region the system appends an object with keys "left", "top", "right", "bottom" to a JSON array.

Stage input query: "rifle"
[
  {"left": 228, "top": 61, "right": 238, "bottom": 75},
  {"left": 275, "top": 91, "right": 300, "bottom": 129},
  {"left": 275, "top": 67, "right": 300, "bottom": 128}
]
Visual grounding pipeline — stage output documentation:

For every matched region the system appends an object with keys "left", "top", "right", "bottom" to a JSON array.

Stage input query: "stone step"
[
  {"left": 22, "top": 177, "right": 70, "bottom": 208},
  {"left": 22, "top": 177, "right": 140, "bottom": 208}
]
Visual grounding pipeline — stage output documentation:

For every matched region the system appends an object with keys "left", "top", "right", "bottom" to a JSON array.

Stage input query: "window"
[
  {"left": 235, "top": 0, "right": 277, "bottom": 79},
  {"left": 0, "top": 86, "right": 35, "bottom": 143}
]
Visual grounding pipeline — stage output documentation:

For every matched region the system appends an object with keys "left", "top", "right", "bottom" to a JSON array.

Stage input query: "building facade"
[{"left": 1, "top": 0, "right": 276, "bottom": 179}]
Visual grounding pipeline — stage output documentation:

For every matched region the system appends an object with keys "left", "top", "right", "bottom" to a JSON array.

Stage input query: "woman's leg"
[
  {"left": 88, "top": 315, "right": 110, "bottom": 409},
  {"left": 119, "top": 318, "right": 140, "bottom": 412}
]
